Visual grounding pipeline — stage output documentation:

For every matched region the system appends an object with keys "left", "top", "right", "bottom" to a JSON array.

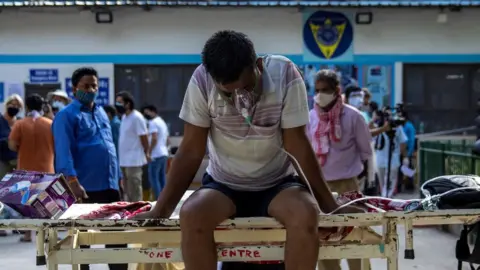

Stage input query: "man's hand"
[
  {"left": 402, "top": 157, "right": 410, "bottom": 167},
  {"left": 381, "top": 121, "right": 391, "bottom": 132},
  {"left": 130, "top": 210, "right": 161, "bottom": 220},
  {"left": 145, "top": 153, "right": 152, "bottom": 163},
  {"left": 67, "top": 177, "right": 88, "bottom": 201}
]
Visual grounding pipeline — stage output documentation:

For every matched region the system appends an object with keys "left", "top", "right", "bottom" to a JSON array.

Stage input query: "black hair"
[
  {"left": 308, "top": 64, "right": 313, "bottom": 69},
  {"left": 71, "top": 67, "right": 98, "bottom": 87},
  {"left": 315, "top": 69, "right": 339, "bottom": 91},
  {"left": 116, "top": 91, "right": 135, "bottom": 109},
  {"left": 143, "top": 104, "right": 158, "bottom": 114},
  {"left": 202, "top": 30, "right": 257, "bottom": 84},
  {"left": 25, "top": 94, "right": 44, "bottom": 112},
  {"left": 369, "top": 101, "right": 379, "bottom": 112},
  {"left": 344, "top": 84, "right": 362, "bottom": 100},
  {"left": 103, "top": 105, "right": 117, "bottom": 116}
]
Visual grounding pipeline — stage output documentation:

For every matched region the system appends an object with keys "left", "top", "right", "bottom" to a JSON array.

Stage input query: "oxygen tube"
[{"left": 240, "top": 103, "right": 480, "bottom": 214}]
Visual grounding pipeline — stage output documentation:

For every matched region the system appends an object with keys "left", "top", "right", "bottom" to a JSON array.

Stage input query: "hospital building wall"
[{"left": 0, "top": 8, "right": 478, "bottom": 115}]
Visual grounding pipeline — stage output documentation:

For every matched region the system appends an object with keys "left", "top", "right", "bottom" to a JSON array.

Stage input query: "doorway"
[
  {"left": 24, "top": 83, "right": 61, "bottom": 99},
  {"left": 403, "top": 64, "right": 478, "bottom": 133}
]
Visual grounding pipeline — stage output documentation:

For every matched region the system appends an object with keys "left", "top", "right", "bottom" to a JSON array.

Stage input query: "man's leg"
[
  {"left": 327, "top": 178, "right": 372, "bottom": 270},
  {"left": 180, "top": 188, "right": 236, "bottom": 270},
  {"left": 268, "top": 186, "right": 319, "bottom": 270},
  {"left": 387, "top": 167, "right": 400, "bottom": 198},
  {"left": 158, "top": 156, "right": 168, "bottom": 192},
  {"left": 124, "top": 167, "right": 143, "bottom": 201},
  {"left": 121, "top": 167, "right": 129, "bottom": 201},
  {"left": 377, "top": 168, "right": 387, "bottom": 197},
  {"left": 148, "top": 158, "right": 161, "bottom": 200}
]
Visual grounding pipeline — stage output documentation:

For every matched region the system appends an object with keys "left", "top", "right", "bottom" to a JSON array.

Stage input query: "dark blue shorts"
[{"left": 200, "top": 173, "right": 306, "bottom": 218}]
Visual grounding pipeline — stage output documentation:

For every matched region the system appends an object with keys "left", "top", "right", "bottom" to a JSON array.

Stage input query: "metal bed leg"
[
  {"left": 70, "top": 229, "right": 80, "bottom": 270},
  {"left": 47, "top": 229, "right": 58, "bottom": 270},
  {"left": 36, "top": 228, "right": 47, "bottom": 266},
  {"left": 386, "top": 219, "right": 399, "bottom": 270},
  {"left": 404, "top": 219, "right": 415, "bottom": 259}
]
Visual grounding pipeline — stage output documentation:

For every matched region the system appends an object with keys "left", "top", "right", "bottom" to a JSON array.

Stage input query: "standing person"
[
  {"left": 307, "top": 70, "right": 373, "bottom": 270},
  {"left": 103, "top": 105, "right": 121, "bottom": 153},
  {"left": 115, "top": 91, "right": 149, "bottom": 202},
  {"left": 8, "top": 94, "right": 54, "bottom": 242},
  {"left": 0, "top": 94, "right": 23, "bottom": 237},
  {"left": 360, "top": 88, "right": 372, "bottom": 114},
  {"left": 52, "top": 67, "right": 127, "bottom": 270},
  {"left": 47, "top": 90, "right": 70, "bottom": 115},
  {"left": 133, "top": 30, "right": 358, "bottom": 270},
  {"left": 142, "top": 105, "right": 169, "bottom": 199},
  {"left": 104, "top": 104, "right": 123, "bottom": 196},
  {"left": 374, "top": 109, "right": 408, "bottom": 198},
  {"left": 396, "top": 107, "right": 417, "bottom": 192}
]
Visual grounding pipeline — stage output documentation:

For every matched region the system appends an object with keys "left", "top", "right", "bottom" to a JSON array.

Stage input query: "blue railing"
[{"left": 0, "top": 0, "right": 479, "bottom": 7}]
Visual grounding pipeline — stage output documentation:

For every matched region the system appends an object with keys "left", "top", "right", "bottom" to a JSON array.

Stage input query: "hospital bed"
[{"left": 1, "top": 190, "right": 480, "bottom": 270}]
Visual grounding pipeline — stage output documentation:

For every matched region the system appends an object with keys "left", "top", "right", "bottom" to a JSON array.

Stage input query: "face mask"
[
  {"left": 115, "top": 103, "right": 126, "bottom": 114},
  {"left": 7, "top": 107, "right": 19, "bottom": 117},
  {"left": 51, "top": 101, "right": 66, "bottom": 111},
  {"left": 314, "top": 93, "right": 336, "bottom": 107},
  {"left": 76, "top": 89, "right": 98, "bottom": 105},
  {"left": 144, "top": 114, "right": 153, "bottom": 120},
  {"left": 348, "top": 96, "right": 363, "bottom": 108}
]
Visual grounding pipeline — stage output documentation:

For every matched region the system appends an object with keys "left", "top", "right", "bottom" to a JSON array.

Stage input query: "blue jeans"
[{"left": 148, "top": 156, "right": 168, "bottom": 200}]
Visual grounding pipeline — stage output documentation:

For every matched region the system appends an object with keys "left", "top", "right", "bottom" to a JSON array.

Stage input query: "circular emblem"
[{"left": 303, "top": 10, "right": 354, "bottom": 60}]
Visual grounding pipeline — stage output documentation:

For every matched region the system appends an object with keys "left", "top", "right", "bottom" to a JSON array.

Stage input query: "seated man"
[{"left": 135, "top": 30, "right": 354, "bottom": 270}]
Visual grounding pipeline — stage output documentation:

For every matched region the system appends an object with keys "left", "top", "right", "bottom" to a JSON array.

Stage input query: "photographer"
[
  {"left": 374, "top": 107, "right": 408, "bottom": 198},
  {"left": 396, "top": 104, "right": 417, "bottom": 192}
]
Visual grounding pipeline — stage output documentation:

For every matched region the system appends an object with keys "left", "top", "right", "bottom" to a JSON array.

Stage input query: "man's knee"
[
  {"left": 270, "top": 188, "right": 318, "bottom": 232},
  {"left": 180, "top": 189, "right": 235, "bottom": 232}
]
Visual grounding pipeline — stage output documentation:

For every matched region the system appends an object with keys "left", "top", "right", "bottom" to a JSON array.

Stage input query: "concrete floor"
[{"left": 0, "top": 225, "right": 471, "bottom": 270}]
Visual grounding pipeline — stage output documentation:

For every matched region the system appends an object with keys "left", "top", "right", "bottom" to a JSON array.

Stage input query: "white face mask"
[
  {"left": 52, "top": 101, "right": 66, "bottom": 111},
  {"left": 348, "top": 96, "right": 363, "bottom": 108},
  {"left": 314, "top": 93, "right": 336, "bottom": 107}
]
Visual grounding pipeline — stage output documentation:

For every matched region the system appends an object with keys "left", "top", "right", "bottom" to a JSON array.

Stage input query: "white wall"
[
  {"left": 0, "top": 8, "right": 479, "bottom": 55},
  {"left": 0, "top": 64, "right": 113, "bottom": 112}
]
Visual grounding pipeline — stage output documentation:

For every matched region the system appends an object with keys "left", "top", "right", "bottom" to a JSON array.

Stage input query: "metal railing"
[{"left": 418, "top": 138, "right": 479, "bottom": 189}]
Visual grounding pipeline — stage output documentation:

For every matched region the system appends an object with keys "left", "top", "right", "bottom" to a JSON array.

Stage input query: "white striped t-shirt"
[{"left": 179, "top": 55, "right": 309, "bottom": 191}]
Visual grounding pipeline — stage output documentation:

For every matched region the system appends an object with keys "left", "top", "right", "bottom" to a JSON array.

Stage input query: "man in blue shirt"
[{"left": 52, "top": 67, "right": 127, "bottom": 270}]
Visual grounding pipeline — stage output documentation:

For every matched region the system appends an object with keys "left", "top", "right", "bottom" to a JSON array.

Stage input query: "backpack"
[{"left": 422, "top": 175, "right": 480, "bottom": 270}]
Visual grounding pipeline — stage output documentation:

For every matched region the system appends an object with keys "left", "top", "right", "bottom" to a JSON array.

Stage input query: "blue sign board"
[
  {"left": 0, "top": 82, "right": 4, "bottom": 103},
  {"left": 65, "top": 77, "right": 110, "bottom": 106},
  {"left": 29, "top": 69, "right": 59, "bottom": 83}
]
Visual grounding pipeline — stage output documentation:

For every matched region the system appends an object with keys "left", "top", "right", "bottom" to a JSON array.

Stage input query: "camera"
[{"left": 376, "top": 106, "right": 406, "bottom": 130}]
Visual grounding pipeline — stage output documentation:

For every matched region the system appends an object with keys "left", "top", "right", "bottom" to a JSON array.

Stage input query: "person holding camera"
[
  {"left": 374, "top": 108, "right": 408, "bottom": 198},
  {"left": 307, "top": 70, "right": 373, "bottom": 270}
]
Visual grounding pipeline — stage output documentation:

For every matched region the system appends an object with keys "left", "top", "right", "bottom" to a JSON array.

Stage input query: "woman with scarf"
[
  {"left": 0, "top": 94, "right": 23, "bottom": 237},
  {"left": 307, "top": 69, "right": 373, "bottom": 270},
  {"left": 8, "top": 94, "right": 54, "bottom": 242}
]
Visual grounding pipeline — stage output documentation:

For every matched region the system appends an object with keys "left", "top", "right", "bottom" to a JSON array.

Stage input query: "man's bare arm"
[
  {"left": 283, "top": 126, "right": 338, "bottom": 213},
  {"left": 150, "top": 122, "right": 209, "bottom": 217},
  {"left": 8, "top": 139, "right": 18, "bottom": 152}
]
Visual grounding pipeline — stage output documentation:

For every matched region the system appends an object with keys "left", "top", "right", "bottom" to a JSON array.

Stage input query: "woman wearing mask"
[
  {"left": 307, "top": 70, "right": 373, "bottom": 270},
  {"left": 0, "top": 94, "right": 23, "bottom": 237}
]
